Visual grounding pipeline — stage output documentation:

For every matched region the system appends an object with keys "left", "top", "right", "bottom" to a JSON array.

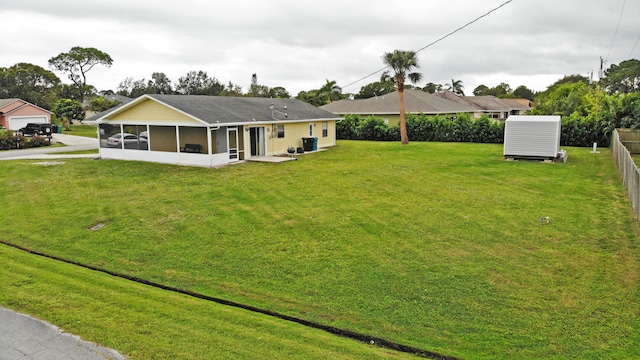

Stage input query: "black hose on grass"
[{"left": 0, "top": 240, "right": 460, "bottom": 360}]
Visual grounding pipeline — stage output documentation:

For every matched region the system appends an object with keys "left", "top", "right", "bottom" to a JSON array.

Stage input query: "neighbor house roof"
[
  {"left": 320, "top": 89, "right": 478, "bottom": 115},
  {"left": 0, "top": 99, "right": 19, "bottom": 108},
  {"left": 434, "top": 91, "right": 532, "bottom": 112},
  {"left": 0, "top": 98, "right": 52, "bottom": 115},
  {"left": 95, "top": 94, "right": 341, "bottom": 125}
]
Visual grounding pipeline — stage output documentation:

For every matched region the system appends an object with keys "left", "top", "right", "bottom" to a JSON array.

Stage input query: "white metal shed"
[{"left": 503, "top": 115, "right": 561, "bottom": 159}]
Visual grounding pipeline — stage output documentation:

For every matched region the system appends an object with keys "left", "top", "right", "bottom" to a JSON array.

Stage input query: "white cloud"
[{"left": 1, "top": 0, "right": 638, "bottom": 96}]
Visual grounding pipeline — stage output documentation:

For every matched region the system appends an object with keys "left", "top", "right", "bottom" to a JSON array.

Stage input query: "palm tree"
[
  {"left": 319, "top": 79, "right": 343, "bottom": 104},
  {"left": 445, "top": 79, "right": 465, "bottom": 96},
  {"left": 382, "top": 50, "right": 423, "bottom": 144}
]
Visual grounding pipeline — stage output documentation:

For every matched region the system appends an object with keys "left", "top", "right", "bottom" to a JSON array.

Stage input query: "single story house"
[
  {"left": 320, "top": 89, "right": 479, "bottom": 125},
  {"left": 93, "top": 94, "right": 341, "bottom": 167},
  {"left": 434, "top": 91, "right": 532, "bottom": 120},
  {"left": 320, "top": 90, "right": 532, "bottom": 124},
  {"left": 0, "top": 98, "right": 52, "bottom": 130}
]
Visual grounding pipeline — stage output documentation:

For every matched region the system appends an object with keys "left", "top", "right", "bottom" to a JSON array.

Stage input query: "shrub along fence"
[
  {"left": 612, "top": 129, "right": 640, "bottom": 220},
  {"left": 337, "top": 113, "right": 610, "bottom": 147}
]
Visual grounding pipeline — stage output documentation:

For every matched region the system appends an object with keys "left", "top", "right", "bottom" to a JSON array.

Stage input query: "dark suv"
[{"left": 18, "top": 123, "right": 53, "bottom": 136}]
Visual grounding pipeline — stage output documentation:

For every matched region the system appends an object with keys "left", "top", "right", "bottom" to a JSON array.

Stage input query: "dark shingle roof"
[
  {"left": 146, "top": 95, "right": 339, "bottom": 124},
  {"left": 320, "top": 89, "right": 478, "bottom": 115},
  {"left": 434, "top": 91, "right": 532, "bottom": 112}
]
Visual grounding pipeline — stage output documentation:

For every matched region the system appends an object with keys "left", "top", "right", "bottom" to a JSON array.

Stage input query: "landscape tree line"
[
  {"left": 1, "top": 45, "right": 639, "bottom": 148},
  {"left": 338, "top": 59, "right": 640, "bottom": 147}
]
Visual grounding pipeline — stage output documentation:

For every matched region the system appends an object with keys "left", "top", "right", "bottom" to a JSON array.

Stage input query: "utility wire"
[
  {"left": 606, "top": 0, "right": 626, "bottom": 62},
  {"left": 628, "top": 32, "right": 640, "bottom": 59},
  {"left": 339, "top": 0, "right": 515, "bottom": 91}
]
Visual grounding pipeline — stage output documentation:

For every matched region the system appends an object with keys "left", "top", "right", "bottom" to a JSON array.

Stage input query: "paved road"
[
  {"left": 0, "top": 133, "right": 99, "bottom": 160},
  {"left": 0, "top": 308, "right": 126, "bottom": 360},
  {"left": 1, "top": 134, "right": 126, "bottom": 358}
]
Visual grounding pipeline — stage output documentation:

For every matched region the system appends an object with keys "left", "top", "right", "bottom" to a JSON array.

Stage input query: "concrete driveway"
[
  {"left": 0, "top": 133, "right": 98, "bottom": 160},
  {"left": 0, "top": 307, "right": 126, "bottom": 360}
]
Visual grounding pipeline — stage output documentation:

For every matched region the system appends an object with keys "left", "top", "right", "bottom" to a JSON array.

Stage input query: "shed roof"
[{"left": 506, "top": 115, "right": 560, "bottom": 122}]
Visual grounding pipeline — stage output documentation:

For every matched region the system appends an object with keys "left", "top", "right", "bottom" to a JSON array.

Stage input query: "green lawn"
[
  {"left": 61, "top": 123, "right": 98, "bottom": 138},
  {"left": 0, "top": 141, "right": 638, "bottom": 359},
  {"left": 0, "top": 244, "right": 413, "bottom": 359}
]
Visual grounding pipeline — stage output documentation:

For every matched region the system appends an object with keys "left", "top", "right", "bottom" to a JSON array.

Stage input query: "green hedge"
[
  {"left": 0, "top": 130, "right": 51, "bottom": 150},
  {"left": 337, "top": 113, "right": 610, "bottom": 147}
]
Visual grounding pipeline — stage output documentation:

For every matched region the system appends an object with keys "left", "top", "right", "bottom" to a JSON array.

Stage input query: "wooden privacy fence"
[{"left": 613, "top": 129, "right": 640, "bottom": 220}]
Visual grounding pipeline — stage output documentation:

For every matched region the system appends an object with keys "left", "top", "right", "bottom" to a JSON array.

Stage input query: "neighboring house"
[
  {"left": 320, "top": 90, "right": 532, "bottom": 124},
  {"left": 435, "top": 91, "right": 532, "bottom": 120},
  {"left": 320, "top": 89, "right": 479, "bottom": 125},
  {"left": 0, "top": 99, "right": 52, "bottom": 130},
  {"left": 94, "top": 94, "right": 341, "bottom": 167}
]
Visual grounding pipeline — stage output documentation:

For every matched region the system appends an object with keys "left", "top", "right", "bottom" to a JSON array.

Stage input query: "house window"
[
  {"left": 322, "top": 122, "right": 328, "bottom": 137},
  {"left": 277, "top": 124, "right": 285, "bottom": 138},
  {"left": 309, "top": 123, "right": 314, "bottom": 137}
]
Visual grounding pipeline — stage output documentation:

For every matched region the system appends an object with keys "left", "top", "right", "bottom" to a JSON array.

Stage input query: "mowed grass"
[
  {"left": 0, "top": 245, "right": 413, "bottom": 359},
  {"left": 62, "top": 123, "right": 98, "bottom": 138},
  {"left": 0, "top": 140, "right": 639, "bottom": 359}
]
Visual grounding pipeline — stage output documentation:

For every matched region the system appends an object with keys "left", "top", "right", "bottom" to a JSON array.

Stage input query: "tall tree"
[
  {"left": 89, "top": 96, "right": 120, "bottom": 113},
  {"left": 117, "top": 77, "right": 147, "bottom": 98},
  {"left": 600, "top": 59, "right": 640, "bottom": 94},
  {"left": 247, "top": 84, "right": 270, "bottom": 97},
  {"left": 220, "top": 81, "right": 243, "bottom": 97},
  {"left": 148, "top": 72, "right": 173, "bottom": 94},
  {"left": 318, "top": 79, "right": 344, "bottom": 103},
  {"left": 176, "top": 70, "right": 224, "bottom": 95},
  {"left": 355, "top": 81, "right": 396, "bottom": 98},
  {"left": 48, "top": 46, "right": 113, "bottom": 102},
  {"left": 382, "top": 50, "right": 422, "bottom": 144},
  {"left": 0, "top": 63, "right": 61, "bottom": 109},
  {"left": 296, "top": 90, "right": 322, "bottom": 106},
  {"left": 493, "top": 82, "right": 512, "bottom": 97},
  {"left": 445, "top": 79, "right": 465, "bottom": 95},
  {"left": 269, "top": 86, "right": 291, "bottom": 98},
  {"left": 422, "top": 82, "right": 443, "bottom": 94},
  {"left": 532, "top": 81, "right": 590, "bottom": 116},
  {"left": 473, "top": 84, "right": 490, "bottom": 96},
  {"left": 513, "top": 85, "right": 535, "bottom": 101}
]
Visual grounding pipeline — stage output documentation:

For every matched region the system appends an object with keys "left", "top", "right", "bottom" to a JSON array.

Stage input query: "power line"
[
  {"left": 628, "top": 32, "right": 640, "bottom": 59},
  {"left": 339, "top": 0, "right": 515, "bottom": 91},
  {"left": 606, "top": 0, "right": 626, "bottom": 61}
]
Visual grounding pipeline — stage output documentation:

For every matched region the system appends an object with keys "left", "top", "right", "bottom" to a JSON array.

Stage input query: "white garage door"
[{"left": 8, "top": 116, "right": 48, "bottom": 130}]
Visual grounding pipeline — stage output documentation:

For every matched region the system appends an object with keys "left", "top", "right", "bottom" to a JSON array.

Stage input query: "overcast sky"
[{"left": 1, "top": 0, "right": 639, "bottom": 96}]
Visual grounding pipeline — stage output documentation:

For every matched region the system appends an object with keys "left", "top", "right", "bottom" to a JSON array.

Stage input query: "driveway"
[
  {"left": 0, "top": 134, "right": 99, "bottom": 160},
  {"left": 0, "top": 307, "right": 126, "bottom": 360}
]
